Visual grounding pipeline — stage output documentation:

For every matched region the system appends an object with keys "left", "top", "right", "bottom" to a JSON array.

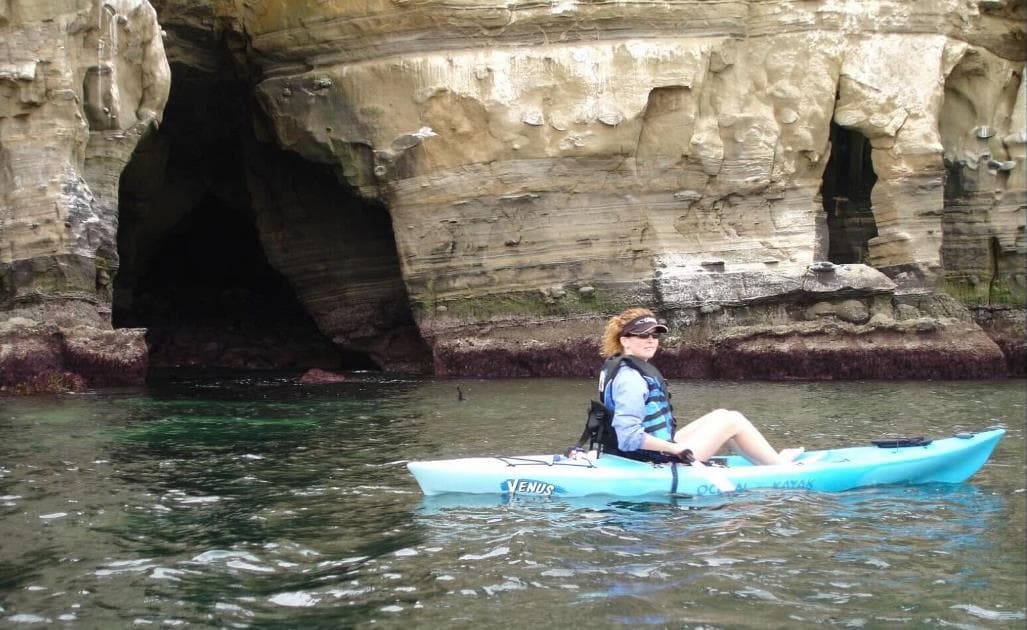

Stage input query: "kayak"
[{"left": 407, "top": 428, "right": 1005, "bottom": 498}]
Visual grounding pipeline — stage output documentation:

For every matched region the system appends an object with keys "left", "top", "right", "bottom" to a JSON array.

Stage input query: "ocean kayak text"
[{"left": 696, "top": 479, "right": 814, "bottom": 496}]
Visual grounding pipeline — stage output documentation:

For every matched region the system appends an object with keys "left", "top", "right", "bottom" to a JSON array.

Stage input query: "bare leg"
[{"left": 674, "top": 409, "right": 791, "bottom": 465}]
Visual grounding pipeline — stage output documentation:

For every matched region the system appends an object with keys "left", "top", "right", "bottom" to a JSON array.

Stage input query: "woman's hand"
[
  {"left": 671, "top": 442, "right": 697, "bottom": 464},
  {"left": 668, "top": 442, "right": 691, "bottom": 456}
]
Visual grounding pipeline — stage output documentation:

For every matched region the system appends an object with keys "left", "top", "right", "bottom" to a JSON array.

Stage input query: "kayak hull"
[{"left": 406, "top": 429, "right": 1005, "bottom": 497}]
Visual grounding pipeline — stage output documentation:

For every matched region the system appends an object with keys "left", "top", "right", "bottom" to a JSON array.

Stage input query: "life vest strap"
[{"left": 573, "top": 354, "right": 677, "bottom": 459}]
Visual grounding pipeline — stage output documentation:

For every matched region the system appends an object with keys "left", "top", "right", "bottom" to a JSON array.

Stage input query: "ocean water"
[{"left": 0, "top": 374, "right": 1024, "bottom": 628}]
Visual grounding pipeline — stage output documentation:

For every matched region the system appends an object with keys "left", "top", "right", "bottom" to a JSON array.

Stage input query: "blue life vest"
[{"left": 598, "top": 355, "right": 676, "bottom": 462}]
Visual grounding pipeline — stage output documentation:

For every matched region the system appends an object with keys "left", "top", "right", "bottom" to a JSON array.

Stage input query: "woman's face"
[{"left": 620, "top": 333, "right": 660, "bottom": 361}]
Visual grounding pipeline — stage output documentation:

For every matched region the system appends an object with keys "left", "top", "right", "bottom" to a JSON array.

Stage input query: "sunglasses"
[{"left": 624, "top": 333, "right": 662, "bottom": 339}]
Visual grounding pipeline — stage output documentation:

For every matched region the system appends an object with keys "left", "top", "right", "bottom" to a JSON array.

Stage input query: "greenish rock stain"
[
  {"left": 329, "top": 139, "right": 375, "bottom": 188},
  {"left": 413, "top": 288, "right": 630, "bottom": 321},
  {"left": 944, "top": 275, "right": 1026, "bottom": 308}
]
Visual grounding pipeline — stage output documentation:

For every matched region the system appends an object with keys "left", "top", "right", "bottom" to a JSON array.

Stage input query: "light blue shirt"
[{"left": 608, "top": 368, "right": 649, "bottom": 452}]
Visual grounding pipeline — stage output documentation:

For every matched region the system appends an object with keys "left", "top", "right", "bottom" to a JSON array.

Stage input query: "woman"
[{"left": 597, "top": 307, "right": 801, "bottom": 465}]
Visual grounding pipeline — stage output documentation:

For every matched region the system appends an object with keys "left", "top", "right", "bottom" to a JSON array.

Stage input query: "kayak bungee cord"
[{"left": 494, "top": 456, "right": 597, "bottom": 469}]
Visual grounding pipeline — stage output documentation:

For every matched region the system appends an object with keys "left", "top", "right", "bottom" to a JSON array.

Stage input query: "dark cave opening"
[
  {"left": 820, "top": 123, "right": 879, "bottom": 264},
  {"left": 112, "top": 59, "right": 377, "bottom": 372},
  {"left": 114, "top": 195, "right": 371, "bottom": 371}
]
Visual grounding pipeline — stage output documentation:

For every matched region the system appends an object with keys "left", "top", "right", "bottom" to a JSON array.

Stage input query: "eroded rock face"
[
  {"left": 970, "top": 304, "right": 1027, "bottom": 375},
  {"left": 1, "top": 0, "right": 170, "bottom": 388},
  {"left": 244, "top": 0, "right": 1024, "bottom": 374},
  {"left": 2, "top": 0, "right": 1025, "bottom": 385},
  {"left": 0, "top": 317, "right": 147, "bottom": 391}
]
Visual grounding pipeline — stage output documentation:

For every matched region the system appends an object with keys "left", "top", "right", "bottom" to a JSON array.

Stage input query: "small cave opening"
[
  {"left": 112, "top": 58, "right": 376, "bottom": 373},
  {"left": 820, "top": 122, "right": 879, "bottom": 264}
]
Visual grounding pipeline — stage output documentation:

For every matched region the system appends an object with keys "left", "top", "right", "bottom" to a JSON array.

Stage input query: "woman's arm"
[
  {"left": 639, "top": 434, "right": 689, "bottom": 456},
  {"left": 610, "top": 370, "right": 689, "bottom": 456},
  {"left": 609, "top": 370, "right": 648, "bottom": 451}
]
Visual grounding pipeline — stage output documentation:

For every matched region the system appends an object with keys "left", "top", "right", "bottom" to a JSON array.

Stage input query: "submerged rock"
[{"left": 298, "top": 368, "right": 348, "bottom": 384}]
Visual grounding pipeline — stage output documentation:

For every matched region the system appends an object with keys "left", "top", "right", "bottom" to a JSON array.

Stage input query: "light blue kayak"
[{"left": 407, "top": 428, "right": 1005, "bottom": 498}]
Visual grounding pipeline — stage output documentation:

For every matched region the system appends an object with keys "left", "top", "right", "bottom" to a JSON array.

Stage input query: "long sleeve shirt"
[{"left": 609, "top": 368, "right": 649, "bottom": 452}]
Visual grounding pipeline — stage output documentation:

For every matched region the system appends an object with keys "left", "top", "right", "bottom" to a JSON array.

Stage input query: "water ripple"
[{"left": 0, "top": 377, "right": 1023, "bottom": 627}]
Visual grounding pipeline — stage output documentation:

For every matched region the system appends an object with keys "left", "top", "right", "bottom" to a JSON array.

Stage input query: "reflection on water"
[{"left": 0, "top": 374, "right": 1024, "bottom": 627}]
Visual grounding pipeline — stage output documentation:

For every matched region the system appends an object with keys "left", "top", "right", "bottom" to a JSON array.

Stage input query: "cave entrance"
[
  {"left": 113, "top": 194, "right": 368, "bottom": 371},
  {"left": 111, "top": 59, "right": 375, "bottom": 372},
  {"left": 820, "top": 123, "right": 879, "bottom": 264}
]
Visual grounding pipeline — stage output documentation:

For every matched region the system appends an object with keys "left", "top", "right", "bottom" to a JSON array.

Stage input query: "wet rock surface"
[
  {"left": 971, "top": 305, "right": 1027, "bottom": 376},
  {"left": 297, "top": 368, "right": 348, "bottom": 385},
  {"left": 0, "top": 318, "right": 147, "bottom": 392},
  {"left": 428, "top": 293, "right": 1013, "bottom": 380}
]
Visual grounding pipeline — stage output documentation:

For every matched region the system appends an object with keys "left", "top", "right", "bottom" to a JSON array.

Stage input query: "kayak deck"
[{"left": 407, "top": 428, "right": 1005, "bottom": 498}]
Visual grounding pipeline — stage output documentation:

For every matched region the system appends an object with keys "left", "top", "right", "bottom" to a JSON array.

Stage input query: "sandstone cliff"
[
  {"left": 1, "top": 0, "right": 169, "bottom": 389},
  {"left": 2, "top": 1, "right": 1024, "bottom": 390}
]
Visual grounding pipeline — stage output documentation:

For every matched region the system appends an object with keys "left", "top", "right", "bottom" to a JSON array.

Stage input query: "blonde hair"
[{"left": 601, "top": 307, "right": 656, "bottom": 358}]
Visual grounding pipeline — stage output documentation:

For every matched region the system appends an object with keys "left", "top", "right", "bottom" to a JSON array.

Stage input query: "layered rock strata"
[
  {"left": 247, "top": 0, "right": 1025, "bottom": 376},
  {"left": 1, "top": 0, "right": 169, "bottom": 389},
  {"left": 2, "top": 0, "right": 1025, "bottom": 388}
]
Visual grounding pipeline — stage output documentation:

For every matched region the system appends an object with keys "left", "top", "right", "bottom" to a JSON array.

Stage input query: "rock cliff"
[
  {"left": 2, "top": 0, "right": 1024, "bottom": 390},
  {"left": 1, "top": 0, "right": 169, "bottom": 389}
]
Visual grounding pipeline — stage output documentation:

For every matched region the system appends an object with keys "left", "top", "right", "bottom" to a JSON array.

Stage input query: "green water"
[{"left": 1, "top": 374, "right": 1024, "bottom": 628}]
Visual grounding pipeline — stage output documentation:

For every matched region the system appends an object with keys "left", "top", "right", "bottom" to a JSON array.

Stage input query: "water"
[{"left": 1, "top": 375, "right": 1024, "bottom": 628}]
